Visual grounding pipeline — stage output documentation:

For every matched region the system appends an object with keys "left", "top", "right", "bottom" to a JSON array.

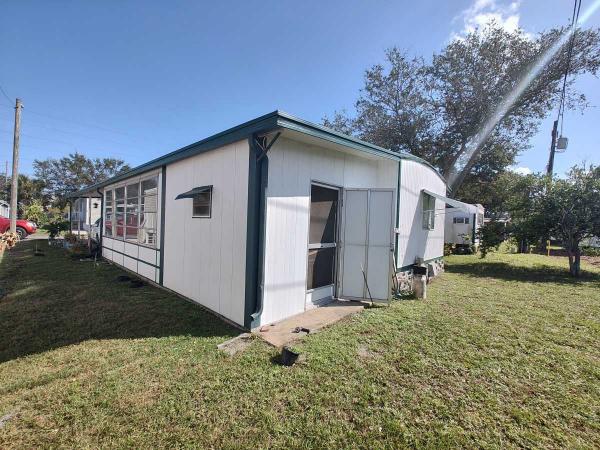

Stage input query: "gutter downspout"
[
  {"left": 246, "top": 132, "right": 280, "bottom": 329},
  {"left": 97, "top": 188, "right": 103, "bottom": 250}
]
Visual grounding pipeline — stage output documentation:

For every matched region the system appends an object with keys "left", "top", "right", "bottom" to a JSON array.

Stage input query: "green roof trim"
[{"left": 70, "top": 110, "right": 446, "bottom": 197}]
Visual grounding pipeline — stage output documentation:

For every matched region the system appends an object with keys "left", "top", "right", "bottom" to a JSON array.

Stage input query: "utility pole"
[
  {"left": 9, "top": 98, "right": 22, "bottom": 233},
  {"left": 546, "top": 119, "right": 558, "bottom": 177}
]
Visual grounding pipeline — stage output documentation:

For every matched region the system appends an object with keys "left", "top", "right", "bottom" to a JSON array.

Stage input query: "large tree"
[
  {"left": 34, "top": 153, "right": 130, "bottom": 207},
  {"left": 324, "top": 23, "right": 600, "bottom": 197}
]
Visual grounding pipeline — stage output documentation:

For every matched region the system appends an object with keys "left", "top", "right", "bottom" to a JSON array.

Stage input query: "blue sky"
[{"left": 0, "top": 0, "right": 598, "bottom": 177}]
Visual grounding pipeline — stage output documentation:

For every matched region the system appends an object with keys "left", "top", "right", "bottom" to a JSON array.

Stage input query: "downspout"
[
  {"left": 97, "top": 188, "right": 103, "bottom": 249},
  {"left": 246, "top": 132, "right": 280, "bottom": 329}
]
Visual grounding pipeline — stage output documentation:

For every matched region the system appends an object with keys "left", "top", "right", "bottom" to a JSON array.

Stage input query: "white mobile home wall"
[
  {"left": 162, "top": 140, "right": 249, "bottom": 326},
  {"left": 396, "top": 159, "right": 446, "bottom": 269},
  {"left": 260, "top": 137, "right": 398, "bottom": 326}
]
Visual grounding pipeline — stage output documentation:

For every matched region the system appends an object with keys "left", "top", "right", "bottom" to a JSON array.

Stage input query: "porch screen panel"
[
  {"left": 139, "top": 176, "right": 158, "bottom": 247},
  {"left": 125, "top": 183, "right": 139, "bottom": 241},
  {"left": 307, "top": 185, "right": 339, "bottom": 290},
  {"left": 104, "top": 190, "right": 113, "bottom": 237},
  {"left": 115, "top": 187, "right": 125, "bottom": 238}
]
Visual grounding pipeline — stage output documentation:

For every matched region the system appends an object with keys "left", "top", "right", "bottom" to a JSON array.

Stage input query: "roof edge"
[{"left": 70, "top": 110, "right": 446, "bottom": 197}]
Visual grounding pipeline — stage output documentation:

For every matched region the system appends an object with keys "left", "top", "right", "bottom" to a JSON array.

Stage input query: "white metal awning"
[{"left": 422, "top": 189, "right": 478, "bottom": 214}]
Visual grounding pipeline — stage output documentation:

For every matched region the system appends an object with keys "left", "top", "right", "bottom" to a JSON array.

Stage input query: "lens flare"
[{"left": 447, "top": 0, "right": 600, "bottom": 191}]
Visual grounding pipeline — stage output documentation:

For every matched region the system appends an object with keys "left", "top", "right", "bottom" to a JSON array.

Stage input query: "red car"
[{"left": 0, "top": 215, "right": 37, "bottom": 239}]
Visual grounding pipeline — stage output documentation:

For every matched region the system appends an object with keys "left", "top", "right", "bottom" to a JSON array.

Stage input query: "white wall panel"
[
  {"left": 261, "top": 137, "right": 397, "bottom": 326},
  {"left": 396, "top": 159, "right": 446, "bottom": 268},
  {"left": 124, "top": 242, "right": 139, "bottom": 258},
  {"left": 138, "top": 246, "right": 157, "bottom": 265},
  {"left": 163, "top": 140, "right": 249, "bottom": 326},
  {"left": 138, "top": 261, "right": 156, "bottom": 282},
  {"left": 113, "top": 239, "right": 125, "bottom": 254},
  {"left": 123, "top": 255, "right": 138, "bottom": 272}
]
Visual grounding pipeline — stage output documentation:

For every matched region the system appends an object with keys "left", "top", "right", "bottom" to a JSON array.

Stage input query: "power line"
[{"left": 0, "top": 84, "right": 12, "bottom": 106}]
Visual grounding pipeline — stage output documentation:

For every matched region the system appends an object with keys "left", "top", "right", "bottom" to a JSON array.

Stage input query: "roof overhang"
[
  {"left": 70, "top": 110, "right": 447, "bottom": 197},
  {"left": 422, "top": 189, "right": 478, "bottom": 214}
]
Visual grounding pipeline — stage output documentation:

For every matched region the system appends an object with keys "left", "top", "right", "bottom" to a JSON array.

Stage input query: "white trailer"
[
  {"left": 74, "top": 111, "right": 467, "bottom": 329},
  {"left": 444, "top": 203, "right": 485, "bottom": 252}
]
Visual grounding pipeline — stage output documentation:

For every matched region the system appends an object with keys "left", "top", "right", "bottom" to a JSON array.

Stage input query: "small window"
[
  {"left": 422, "top": 193, "right": 435, "bottom": 230},
  {"left": 453, "top": 217, "right": 464, "bottom": 224},
  {"left": 192, "top": 191, "right": 212, "bottom": 218},
  {"left": 464, "top": 217, "right": 470, "bottom": 224}
]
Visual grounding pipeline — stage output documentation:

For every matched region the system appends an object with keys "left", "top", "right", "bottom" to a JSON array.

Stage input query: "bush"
[
  {"left": 23, "top": 200, "right": 48, "bottom": 226},
  {"left": 581, "top": 246, "right": 600, "bottom": 257},
  {"left": 476, "top": 221, "right": 506, "bottom": 258},
  {"left": 43, "top": 220, "right": 70, "bottom": 239},
  {"left": 0, "top": 231, "right": 20, "bottom": 252}
]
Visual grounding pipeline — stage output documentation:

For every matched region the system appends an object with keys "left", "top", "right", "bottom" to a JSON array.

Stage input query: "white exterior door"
[{"left": 340, "top": 189, "right": 394, "bottom": 301}]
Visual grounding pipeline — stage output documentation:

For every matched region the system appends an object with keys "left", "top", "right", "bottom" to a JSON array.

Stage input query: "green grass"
[{"left": 1, "top": 242, "right": 599, "bottom": 449}]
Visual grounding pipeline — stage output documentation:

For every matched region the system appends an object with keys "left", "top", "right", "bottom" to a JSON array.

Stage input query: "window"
[
  {"left": 453, "top": 217, "right": 465, "bottom": 224},
  {"left": 115, "top": 187, "right": 125, "bottom": 238},
  {"left": 192, "top": 190, "right": 212, "bottom": 218},
  {"left": 103, "top": 174, "right": 159, "bottom": 248},
  {"left": 104, "top": 190, "right": 113, "bottom": 237},
  {"left": 464, "top": 217, "right": 470, "bottom": 224},
  {"left": 139, "top": 176, "right": 158, "bottom": 246},
  {"left": 422, "top": 193, "right": 435, "bottom": 230},
  {"left": 125, "top": 183, "right": 139, "bottom": 241}
]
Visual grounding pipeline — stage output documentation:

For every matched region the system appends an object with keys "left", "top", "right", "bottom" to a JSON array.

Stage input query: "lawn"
[{"left": 0, "top": 241, "right": 599, "bottom": 449}]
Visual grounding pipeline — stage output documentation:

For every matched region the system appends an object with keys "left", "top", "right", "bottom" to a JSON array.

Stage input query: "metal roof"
[{"left": 70, "top": 110, "right": 446, "bottom": 197}]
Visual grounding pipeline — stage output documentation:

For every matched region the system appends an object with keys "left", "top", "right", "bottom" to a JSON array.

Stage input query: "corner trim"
[{"left": 158, "top": 165, "right": 167, "bottom": 285}]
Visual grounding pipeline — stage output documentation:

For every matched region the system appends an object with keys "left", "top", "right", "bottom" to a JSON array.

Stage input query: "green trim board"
[
  {"left": 103, "top": 246, "right": 160, "bottom": 269},
  {"left": 397, "top": 256, "right": 444, "bottom": 273},
  {"left": 158, "top": 165, "right": 167, "bottom": 286},
  {"left": 70, "top": 111, "right": 446, "bottom": 198}
]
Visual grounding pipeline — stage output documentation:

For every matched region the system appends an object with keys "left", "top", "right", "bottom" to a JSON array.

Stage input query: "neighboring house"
[
  {"left": 444, "top": 203, "right": 485, "bottom": 251},
  {"left": 72, "top": 111, "right": 474, "bottom": 330},
  {"left": 0, "top": 200, "right": 9, "bottom": 218},
  {"left": 69, "top": 197, "right": 102, "bottom": 235}
]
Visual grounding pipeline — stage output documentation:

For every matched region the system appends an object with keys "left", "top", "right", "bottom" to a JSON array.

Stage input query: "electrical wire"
[
  {"left": 0, "top": 84, "right": 12, "bottom": 106},
  {"left": 557, "top": 0, "right": 583, "bottom": 135}
]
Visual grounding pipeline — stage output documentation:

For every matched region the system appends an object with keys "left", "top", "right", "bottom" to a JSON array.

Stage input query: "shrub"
[
  {"left": 476, "top": 221, "right": 506, "bottom": 258},
  {"left": 23, "top": 200, "right": 48, "bottom": 226},
  {"left": 43, "top": 220, "right": 70, "bottom": 239}
]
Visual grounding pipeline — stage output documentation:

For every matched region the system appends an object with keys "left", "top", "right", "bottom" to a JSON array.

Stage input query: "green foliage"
[
  {"left": 33, "top": 152, "right": 130, "bottom": 207},
  {"left": 23, "top": 200, "right": 47, "bottom": 226},
  {"left": 476, "top": 221, "right": 506, "bottom": 258},
  {"left": 582, "top": 246, "right": 600, "bottom": 257},
  {"left": 324, "top": 23, "right": 600, "bottom": 195},
  {"left": 42, "top": 220, "right": 69, "bottom": 239}
]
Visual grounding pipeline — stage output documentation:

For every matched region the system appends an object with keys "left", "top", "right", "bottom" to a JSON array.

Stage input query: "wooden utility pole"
[
  {"left": 546, "top": 119, "right": 558, "bottom": 177},
  {"left": 9, "top": 98, "right": 22, "bottom": 233}
]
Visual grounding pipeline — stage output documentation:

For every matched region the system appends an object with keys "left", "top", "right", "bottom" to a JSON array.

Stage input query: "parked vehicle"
[{"left": 0, "top": 215, "right": 38, "bottom": 239}]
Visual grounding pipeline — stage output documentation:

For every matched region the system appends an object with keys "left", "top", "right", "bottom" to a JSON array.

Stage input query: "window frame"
[
  {"left": 103, "top": 171, "right": 160, "bottom": 248},
  {"left": 422, "top": 192, "right": 435, "bottom": 230},
  {"left": 191, "top": 189, "right": 212, "bottom": 219}
]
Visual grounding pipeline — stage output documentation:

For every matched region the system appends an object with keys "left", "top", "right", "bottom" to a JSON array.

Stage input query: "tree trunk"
[{"left": 567, "top": 245, "right": 581, "bottom": 277}]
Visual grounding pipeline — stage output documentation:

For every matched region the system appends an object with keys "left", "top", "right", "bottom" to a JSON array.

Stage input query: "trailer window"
[
  {"left": 115, "top": 187, "right": 125, "bottom": 238},
  {"left": 140, "top": 176, "right": 158, "bottom": 247},
  {"left": 422, "top": 193, "right": 435, "bottom": 230},
  {"left": 125, "top": 183, "right": 139, "bottom": 241},
  {"left": 192, "top": 191, "right": 212, "bottom": 218},
  {"left": 104, "top": 190, "right": 113, "bottom": 237}
]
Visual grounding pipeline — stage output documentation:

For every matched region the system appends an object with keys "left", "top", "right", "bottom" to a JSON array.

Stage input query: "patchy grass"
[{"left": 0, "top": 242, "right": 599, "bottom": 448}]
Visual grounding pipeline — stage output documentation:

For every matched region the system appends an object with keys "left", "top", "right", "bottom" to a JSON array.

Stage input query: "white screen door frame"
[{"left": 339, "top": 188, "right": 394, "bottom": 302}]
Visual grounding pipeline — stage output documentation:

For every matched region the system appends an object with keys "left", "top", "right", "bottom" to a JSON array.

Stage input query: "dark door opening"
[{"left": 307, "top": 184, "right": 339, "bottom": 302}]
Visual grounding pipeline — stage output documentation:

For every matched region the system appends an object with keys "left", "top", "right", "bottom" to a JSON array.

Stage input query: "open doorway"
[{"left": 306, "top": 183, "right": 340, "bottom": 307}]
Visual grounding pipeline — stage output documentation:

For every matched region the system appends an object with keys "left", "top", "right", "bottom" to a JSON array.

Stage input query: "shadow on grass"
[
  {"left": 0, "top": 241, "right": 239, "bottom": 363},
  {"left": 445, "top": 259, "right": 600, "bottom": 285}
]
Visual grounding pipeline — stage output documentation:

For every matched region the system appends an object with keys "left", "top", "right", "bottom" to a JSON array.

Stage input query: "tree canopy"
[
  {"left": 324, "top": 23, "right": 600, "bottom": 197},
  {"left": 33, "top": 153, "right": 130, "bottom": 207}
]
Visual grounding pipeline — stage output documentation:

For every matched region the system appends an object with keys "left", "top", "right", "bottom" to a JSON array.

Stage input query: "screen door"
[
  {"left": 306, "top": 183, "right": 339, "bottom": 306},
  {"left": 340, "top": 189, "right": 394, "bottom": 301}
]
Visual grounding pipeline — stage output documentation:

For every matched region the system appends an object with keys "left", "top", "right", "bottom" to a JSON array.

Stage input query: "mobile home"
[
  {"left": 74, "top": 111, "right": 474, "bottom": 329},
  {"left": 69, "top": 197, "right": 102, "bottom": 236},
  {"left": 444, "top": 203, "right": 485, "bottom": 252}
]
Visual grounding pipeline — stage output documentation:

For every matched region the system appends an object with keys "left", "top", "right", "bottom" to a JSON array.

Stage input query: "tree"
[
  {"left": 476, "top": 221, "right": 506, "bottom": 258},
  {"left": 23, "top": 200, "right": 48, "bottom": 226},
  {"left": 1, "top": 174, "right": 49, "bottom": 217},
  {"left": 34, "top": 153, "right": 130, "bottom": 207},
  {"left": 536, "top": 165, "right": 600, "bottom": 277},
  {"left": 324, "top": 23, "right": 600, "bottom": 197}
]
